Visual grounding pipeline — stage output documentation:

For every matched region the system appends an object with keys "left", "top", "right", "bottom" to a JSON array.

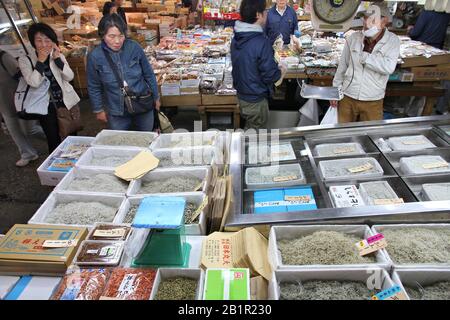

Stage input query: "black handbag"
[{"left": 102, "top": 49, "right": 154, "bottom": 114}]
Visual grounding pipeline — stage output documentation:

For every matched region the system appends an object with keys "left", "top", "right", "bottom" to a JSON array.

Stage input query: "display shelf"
[{"left": 225, "top": 116, "right": 450, "bottom": 229}]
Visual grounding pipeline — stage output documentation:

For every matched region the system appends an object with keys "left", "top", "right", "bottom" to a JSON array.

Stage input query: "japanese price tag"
[
  {"left": 347, "top": 163, "right": 373, "bottom": 173},
  {"left": 284, "top": 195, "right": 311, "bottom": 203},
  {"left": 93, "top": 228, "right": 126, "bottom": 238},
  {"left": 373, "top": 198, "right": 404, "bottom": 205},
  {"left": 273, "top": 175, "right": 297, "bottom": 182},
  {"left": 194, "top": 181, "right": 204, "bottom": 191},
  {"left": 333, "top": 146, "right": 356, "bottom": 154},
  {"left": 422, "top": 162, "right": 448, "bottom": 169},
  {"left": 372, "top": 285, "right": 408, "bottom": 300},
  {"left": 402, "top": 139, "right": 425, "bottom": 145},
  {"left": 43, "top": 239, "right": 78, "bottom": 248},
  {"left": 188, "top": 196, "right": 208, "bottom": 224},
  {"left": 356, "top": 233, "right": 387, "bottom": 256}
]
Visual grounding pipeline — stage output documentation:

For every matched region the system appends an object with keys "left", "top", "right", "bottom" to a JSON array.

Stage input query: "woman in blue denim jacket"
[{"left": 87, "top": 14, "right": 160, "bottom": 131}]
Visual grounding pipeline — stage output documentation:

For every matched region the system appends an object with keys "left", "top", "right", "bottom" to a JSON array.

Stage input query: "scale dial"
[{"left": 313, "top": 0, "right": 360, "bottom": 24}]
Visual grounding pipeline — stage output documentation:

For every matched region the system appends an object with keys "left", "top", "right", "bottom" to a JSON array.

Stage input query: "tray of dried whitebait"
[
  {"left": 387, "top": 135, "right": 437, "bottom": 152},
  {"left": 372, "top": 224, "right": 450, "bottom": 269},
  {"left": 92, "top": 130, "right": 157, "bottom": 148},
  {"left": 245, "top": 163, "right": 306, "bottom": 189},
  {"left": 76, "top": 147, "right": 144, "bottom": 169},
  {"left": 421, "top": 183, "right": 450, "bottom": 201},
  {"left": 28, "top": 192, "right": 125, "bottom": 228},
  {"left": 269, "top": 268, "right": 394, "bottom": 300},
  {"left": 392, "top": 269, "right": 450, "bottom": 300},
  {"left": 318, "top": 157, "right": 384, "bottom": 181},
  {"left": 268, "top": 225, "right": 389, "bottom": 270},
  {"left": 150, "top": 268, "right": 204, "bottom": 300},
  {"left": 314, "top": 143, "right": 366, "bottom": 158},
  {"left": 399, "top": 155, "right": 450, "bottom": 176},
  {"left": 359, "top": 181, "right": 401, "bottom": 206}
]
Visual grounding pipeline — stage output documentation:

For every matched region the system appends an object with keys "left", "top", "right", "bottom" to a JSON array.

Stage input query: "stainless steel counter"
[{"left": 226, "top": 115, "right": 450, "bottom": 229}]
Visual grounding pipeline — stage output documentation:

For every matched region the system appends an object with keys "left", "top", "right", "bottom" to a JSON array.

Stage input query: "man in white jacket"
[{"left": 331, "top": 3, "right": 400, "bottom": 123}]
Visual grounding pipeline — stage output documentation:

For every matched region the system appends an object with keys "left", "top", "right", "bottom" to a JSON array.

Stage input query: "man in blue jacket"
[
  {"left": 265, "top": 0, "right": 298, "bottom": 45},
  {"left": 408, "top": 9, "right": 450, "bottom": 49},
  {"left": 231, "top": 0, "right": 286, "bottom": 130}
]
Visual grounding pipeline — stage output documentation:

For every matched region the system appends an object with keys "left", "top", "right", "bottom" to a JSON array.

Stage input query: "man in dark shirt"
[
  {"left": 103, "top": 0, "right": 127, "bottom": 26},
  {"left": 408, "top": 10, "right": 450, "bottom": 49}
]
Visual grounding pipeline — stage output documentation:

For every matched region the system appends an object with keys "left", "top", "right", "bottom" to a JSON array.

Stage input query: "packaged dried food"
[
  {"left": 52, "top": 268, "right": 110, "bottom": 300},
  {"left": 154, "top": 277, "right": 198, "bottom": 300},
  {"left": 245, "top": 163, "right": 306, "bottom": 188},
  {"left": 314, "top": 143, "right": 365, "bottom": 158},
  {"left": 280, "top": 281, "right": 375, "bottom": 300},
  {"left": 318, "top": 157, "right": 384, "bottom": 181},
  {"left": 421, "top": 183, "right": 450, "bottom": 201},
  {"left": 88, "top": 224, "right": 131, "bottom": 241},
  {"left": 74, "top": 241, "right": 124, "bottom": 266},
  {"left": 387, "top": 135, "right": 436, "bottom": 151},
  {"left": 399, "top": 156, "right": 450, "bottom": 176},
  {"left": 102, "top": 268, "right": 156, "bottom": 300},
  {"left": 359, "top": 181, "right": 400, "bottom": 205}
]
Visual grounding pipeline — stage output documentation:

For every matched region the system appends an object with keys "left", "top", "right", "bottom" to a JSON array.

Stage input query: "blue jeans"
[{"left": 107, "top": 109, "right": 154, "bottom": 131}]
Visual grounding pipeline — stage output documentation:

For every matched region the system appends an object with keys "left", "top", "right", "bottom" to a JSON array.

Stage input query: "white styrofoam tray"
[
  {"left": 28, "top": 191, "right": 125, "bottom": 229},
  {"left": 55, "top": 167, "right": 131, "bottom": 196},
  {"left": 245, "top": 163, "right": 306, "bottom": 189},
  {"left": 76, "top": 146, "right": 144, "bottom": 170},
  {"left": 268, "top": 225, "right": 389, "bottom": 271},
  {"left": 269, "top": 268, "right": 395, "bottom": 300},
  {"left": 127, "top": 167, "right": 211, "bottom": 196},
  {"left": 150, "top": 268, "right": 205, "bottom": 300},
  {"left": 37, "top": 136, "right": 94, "bottom": 186},
  {"left": 372, "top": 224, "right": 450, "bottom": 269},
  {"left": 150, "top": 131, "right": 220, "bottom": 151},
  {"left": 391, "top": 268, "right": 450, "bottom": 300},
  {"left": 116, "top": 192, "right": 208, "bottom": 235},
  {"left": 318, "top": 157, "right": 384, "bottom": 181},
  {"left": 92, "top": 130, "right": 157, "bottom": 148},
  {"left": 314, "top": 142, "right": 366, "bottom": 158}
]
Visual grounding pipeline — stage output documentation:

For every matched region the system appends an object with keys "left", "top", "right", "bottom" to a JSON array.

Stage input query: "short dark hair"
[
  {"left": 98, "top": 13, "right": 127, "bottom": 38},
  {"left": 240, "top": 0, "right": 266, "bottom": 24},
  {"left": 27, "top": 23, "right": 58, "bottom": 48}
]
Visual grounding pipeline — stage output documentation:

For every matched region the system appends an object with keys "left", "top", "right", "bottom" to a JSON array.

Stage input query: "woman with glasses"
[{"left": 87, "top": 14, "right": 160, "bottom": 131}]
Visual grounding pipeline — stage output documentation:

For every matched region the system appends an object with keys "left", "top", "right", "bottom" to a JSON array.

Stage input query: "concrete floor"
[{"left": 0, "top": 99, "right": 201, "bottom": 234}]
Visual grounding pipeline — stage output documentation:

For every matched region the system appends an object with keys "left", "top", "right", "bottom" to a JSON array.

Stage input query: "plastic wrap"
[
  {"left": 421, "top": 183, "right": 450, "bottom": 201},
  {"left": 74, "top": 241, "right": 124, "bottom": 266},
  {"left": 399, "top": 156, "right": 450, "bottom": 176},
  {"left": 52, "top": 268, "right": 110, "bottom": 300},
  {"left": 102, "top": 268, "right": 156, "bottom": 300},
  {"left": 318, "top": 157, "right": 384, "bottom": 181},
  {"left": 387, "top": 135, "right": 436, "bottom": 152},
  {"left": 314, "top": 143, "right": 365, "bottom": 158},
  {"left": 359, "top": 181, "right": 400, "bottom": 205},
  {"left": 88, "top": 224, "right": 131, "bottom": 241},
  {"left": 245, "top": 163, "right": 306, "bottom": 189}
]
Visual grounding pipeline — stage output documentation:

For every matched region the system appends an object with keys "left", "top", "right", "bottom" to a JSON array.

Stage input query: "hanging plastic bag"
[{"left": 320, "top": 106, "right": 338, "bottom": 125}]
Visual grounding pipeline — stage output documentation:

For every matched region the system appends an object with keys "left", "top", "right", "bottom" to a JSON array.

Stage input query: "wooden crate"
[
  {"left": 401, "top": 54, "right": 450, "bottom": 68},
  {"left": 201, "top": 94, "right": 238, "bottom": 106}
]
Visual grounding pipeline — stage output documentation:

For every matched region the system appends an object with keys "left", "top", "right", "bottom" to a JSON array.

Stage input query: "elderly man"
[
  {"left": 331, "top": 3, "right": 400, "bottom": 123},
  {"left": 265, "top": 0, "right": 298, "bottom": 45}
]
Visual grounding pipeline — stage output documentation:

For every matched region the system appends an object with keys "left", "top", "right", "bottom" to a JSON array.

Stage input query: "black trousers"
[{"left": 39, "top": 104, "right": 61, "bottom": 153}]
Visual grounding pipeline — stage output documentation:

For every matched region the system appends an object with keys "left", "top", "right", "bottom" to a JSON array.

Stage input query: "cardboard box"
[
  {"left": 201, "top": 227, "right": 272, "bottom": 281},
  {"left": 250, "top": 276, "right": 268, "bottom": 300},
  {"left": 0, "top": 224, "right": 88, "bottom": 276},
  {"left": 411, "top": 67, "right": 450, "bottom": 81}
]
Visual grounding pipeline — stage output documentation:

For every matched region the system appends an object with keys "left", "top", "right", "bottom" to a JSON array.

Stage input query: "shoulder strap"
[{"left": 102, "top": 48, "right": 124, "bottom": 90}]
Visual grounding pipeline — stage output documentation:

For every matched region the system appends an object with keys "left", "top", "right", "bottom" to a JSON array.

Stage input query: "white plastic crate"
[
  {"left": 392, "top": 269, "right": 450, "bottom": 300},
  {"left": 359, "top": 181, "right": 400, "bottom": 205},
  {"left": 372, "top": 224, "right": 450, "bottom": 269},
  {"left": 387, "top": 135, "right": 436, "bottom": 152},
  {"left": 421, "top": 183, "right": 450, "bottom": 201},
  {"left": 128, "top": 167, "right": 211, "bottom": 196},
  {"left": 37, "top": 136, "right": 94, "bottom": 186},
  {"left": 92, "top": 130, "right": 157, "bottom": 148},
  {"left": 318, "top": 157, "right": 384, "bottom": 181},
  {"left": 245, "top": 163, "right": 306, "bottom": 189},
  {"left": 55, "top": 167, "right": 131, "bottom": 196},
  {"left": 269, "top": 268, "right": 395, "bottom": 300},
  {"left": 152, "top": 146, "right": 223, "bottom": 168},
  {"left": 28, "top": 192, "right": 125, "bottom": 229},
  {"left": 268, "top": 225, "right": 389, "bottom": 271},
  {"left": 150, "top": 131, "right": 219, "bottom": 150},
  {"left": 150, "top": 268, "right": 205, "bottom": 300},
  {"left": 399, "top": 155, "right": 450, "bottom": 176},
  {"left": 76, "top": 147, "right": 144, "bottom": 170},
  {"left": 314, "top": 143, "right": 365, "bottom": 158}
]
